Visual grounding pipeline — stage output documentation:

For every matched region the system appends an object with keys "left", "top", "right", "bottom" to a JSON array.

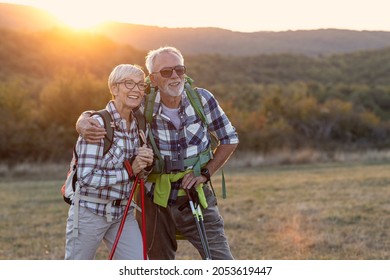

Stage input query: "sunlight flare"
[
  {"left": 57, "top": 14, "right": 104, "bottom": 30},
  {"left": 39, "top": 2, "right": 109, "bottom": 30}
]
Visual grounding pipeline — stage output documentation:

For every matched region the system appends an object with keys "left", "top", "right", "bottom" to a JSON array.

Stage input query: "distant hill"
[
  {"left": 93, "top": 22, "right": 390, "bottom": 56},
  {"left": 1, "top": 3, "right": 390, "bottom": 56},
  {"left": 0, "top": 3, "right": 63, "bottom": 31}
]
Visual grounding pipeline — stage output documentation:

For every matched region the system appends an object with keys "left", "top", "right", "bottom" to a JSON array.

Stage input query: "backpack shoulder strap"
[
  {"left": 134, "top": 109, "right": 146, "bottom": 134},
  {"left": 184, "top": 79, "right": 226, "bottom": 198},
  {"left": 144, "top": 87, "right": 157, "bottom": 124},
  {"left": 133, "top": 108, "right": 147, "bottom": 146},
  {"left": 143, "top": 79, "right": 164, "bottom": 170},
  {"left": 184, "top": 82, "right": 208, "bottom": 125},
  {"left": 185, "top": 82, "right": 220, "bottom": 150},
  {"left": 144, "top": 76, "right": 157, "bottom": 124},
  {"left": 91, "top": 109, "right": 114, "bottom": 155}
]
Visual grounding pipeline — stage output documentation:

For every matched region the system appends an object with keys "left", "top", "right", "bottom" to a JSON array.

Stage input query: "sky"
[{"left": 1, "top": 0, "right": 390, "bottom": 32}]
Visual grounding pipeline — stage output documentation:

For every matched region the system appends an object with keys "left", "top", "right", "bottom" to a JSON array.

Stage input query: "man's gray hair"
[{"left": 145, "top": 46, "right": 184, "bottom": 74}]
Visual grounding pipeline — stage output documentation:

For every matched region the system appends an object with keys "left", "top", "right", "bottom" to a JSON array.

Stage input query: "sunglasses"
[{"left": 152, "top": 65, "right": 186, "bottom": 78}]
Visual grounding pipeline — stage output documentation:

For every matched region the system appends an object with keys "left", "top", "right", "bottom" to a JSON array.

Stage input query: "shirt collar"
[
  {"left": 153, "top": 90, "right": 188, "bottom": 118},
  {"left": 106, "top": 101, "right": 122, "bottom": 124}
]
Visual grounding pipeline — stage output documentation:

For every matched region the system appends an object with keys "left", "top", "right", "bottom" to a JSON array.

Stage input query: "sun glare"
[
  {"left": 7, "top": 0, "right": 390, "bottom": 33},
  {"left": 57, "top": 14, "right": 104, "bottom": 30},
  {"left": 39, "top": 2, "right": 109, "bottom": 30}
]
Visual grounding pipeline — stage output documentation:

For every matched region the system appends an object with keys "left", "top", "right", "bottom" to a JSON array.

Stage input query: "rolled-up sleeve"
[{"left": 199, "top": 88, "right": 239, "bottom": 145}]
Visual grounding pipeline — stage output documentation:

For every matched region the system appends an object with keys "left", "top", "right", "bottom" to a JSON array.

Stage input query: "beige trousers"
[{"left": 65, "top": 204, "right": 143, "bottom": 260}]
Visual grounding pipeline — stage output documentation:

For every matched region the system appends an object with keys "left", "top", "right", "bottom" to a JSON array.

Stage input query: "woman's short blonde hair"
[{"left": 108, "top": 64, "right": 145, "bottom": 94}]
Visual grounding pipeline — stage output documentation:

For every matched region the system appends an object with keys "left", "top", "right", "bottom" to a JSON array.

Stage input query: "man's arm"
[
  {"left": 181, "top": 143, "right": 238, "bottom": 189},
  {"left": 204, "top": 143, "right": 238, "bottom": 177},
  {"left": 76, "top": 111, "right": 106, "bottom": 143}
]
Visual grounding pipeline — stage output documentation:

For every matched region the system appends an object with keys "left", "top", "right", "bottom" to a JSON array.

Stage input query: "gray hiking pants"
[
  {"left": 137, "top": 184, "right": 234, "bottom": 260},
  {"left": 65, "top": 204, "right": 143, "bottom": 260}
]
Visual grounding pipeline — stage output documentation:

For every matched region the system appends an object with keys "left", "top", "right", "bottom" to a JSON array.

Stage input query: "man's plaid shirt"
[
  {"left": 148, "top": 88, "right": 239, "bottom": 203},
  {"left": 76, "top": 101, "right": 141, "bottom": 219}
]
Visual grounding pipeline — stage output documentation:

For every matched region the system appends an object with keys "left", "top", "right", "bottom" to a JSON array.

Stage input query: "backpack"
[
  {"left": 61, "top": 108, "right": 146, "bottom": 204},
  {"left": 144, "top": 76, "right": 227, "bottom": 198}
]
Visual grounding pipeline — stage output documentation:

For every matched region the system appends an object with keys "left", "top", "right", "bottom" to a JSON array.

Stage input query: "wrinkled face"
[
  {"left": 113, "top": 74, "right": 146, "bottom": 109},
  {"left": 150, "top": 52, "right": 185, "bottom": 98}
]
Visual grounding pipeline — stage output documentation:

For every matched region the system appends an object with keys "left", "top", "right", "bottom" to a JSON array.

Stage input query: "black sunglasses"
[{"left": 152, "top": 65, "right": 186, "bottom": 78}]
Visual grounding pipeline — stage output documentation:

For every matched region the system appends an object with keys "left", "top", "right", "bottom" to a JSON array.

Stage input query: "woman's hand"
[{"left": 131, "top": 145, "right": 154, "bottom": 175}]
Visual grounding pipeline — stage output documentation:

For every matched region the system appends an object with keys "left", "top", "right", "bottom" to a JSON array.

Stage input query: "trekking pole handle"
[{"left": 185, "top": 189, "right": 201, "bottom": 223}]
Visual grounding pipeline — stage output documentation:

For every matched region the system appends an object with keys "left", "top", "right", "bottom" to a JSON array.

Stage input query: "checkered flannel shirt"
[
  {"left": 148, "top": 88, "right": 239, "bottom": 203},
  {"left": 76, "top": 101, "right": 141, "bottom": 219}
]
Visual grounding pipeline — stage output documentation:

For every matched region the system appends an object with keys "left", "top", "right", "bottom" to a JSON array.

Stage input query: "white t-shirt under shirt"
[{"left": 161, "top": 103, "right": 181, "bottom": 130}]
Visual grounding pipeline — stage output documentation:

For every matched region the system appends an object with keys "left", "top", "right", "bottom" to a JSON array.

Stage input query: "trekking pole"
[
  {"left": 195, "top": 200, "right": 212, "bottom": 259},
  {"left": 185, "top": 189, "right": 212, "bottom": 260},
  {"left": 108, "top": 174, "right": 139, "bottom": 260},
  {"left": 139, "top": 177, "right": 147, "bottom": 260}
]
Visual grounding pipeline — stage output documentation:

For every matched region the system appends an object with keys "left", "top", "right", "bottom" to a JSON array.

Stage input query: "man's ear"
[{"left": 149, "top": 74, "right": 158, "bottom": 86}]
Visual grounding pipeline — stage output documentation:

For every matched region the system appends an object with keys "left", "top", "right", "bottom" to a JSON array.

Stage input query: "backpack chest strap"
[
  {"left": 183, "top": 148, "right": 213, "bottom": 176},
  {"left": 151, "top": 148, "right": 212, "bottom": 175}
]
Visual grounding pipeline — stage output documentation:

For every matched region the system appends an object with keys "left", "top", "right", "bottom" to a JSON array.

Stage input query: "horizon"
[{"left": 1, "top": 0, "right": 390, "bottom": 33}]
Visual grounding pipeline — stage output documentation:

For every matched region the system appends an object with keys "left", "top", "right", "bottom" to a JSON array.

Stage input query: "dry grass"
[
  {"left": 2, "top": 148, "right": 390, "bottom": 178},
  {"left": 221, "top": 162, "right": 390, "bottom": 260},
  {"left": 1, "top": 158, "right": 390, "bottom": 259},
  {"left": 229, "top": 148, "right": 390, "bottom": 168}
]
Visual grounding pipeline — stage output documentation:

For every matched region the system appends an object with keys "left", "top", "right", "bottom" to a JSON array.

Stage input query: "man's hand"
[
  {"left": 181, "top": 172, "right": 207, "bottom": 190},
  {"left": 77, "top": 117, "right": 106, "bottom": 143},
  {"left": 180, "top": 143, "right": 238, "bottom": 190}
]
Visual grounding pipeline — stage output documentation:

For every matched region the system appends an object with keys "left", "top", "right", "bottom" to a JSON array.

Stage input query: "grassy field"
[{"left": 1, "top": 161, "right": 390, "bottom": 260}]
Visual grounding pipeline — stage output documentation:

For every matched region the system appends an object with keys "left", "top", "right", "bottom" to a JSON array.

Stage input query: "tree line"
[{"left": 1, "top": 28, "right": 390, "bottom": 164}]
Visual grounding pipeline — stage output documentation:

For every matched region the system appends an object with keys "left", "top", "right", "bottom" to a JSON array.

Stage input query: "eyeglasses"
[
  {"left": 152, "top": 65, "right": 186, "bottom": 78},
  {"left": 117, "top": 80, "right": 148, "bottom": 91}
]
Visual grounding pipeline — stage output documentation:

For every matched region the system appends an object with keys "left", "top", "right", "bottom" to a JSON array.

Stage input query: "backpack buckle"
[{"left": 164, "top": 156, "right": 185, "bottom": 173}]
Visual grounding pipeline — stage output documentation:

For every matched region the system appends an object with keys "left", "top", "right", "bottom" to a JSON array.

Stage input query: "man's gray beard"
[{"left": 167, "top": 84, "right": 184, "bottom": 97}]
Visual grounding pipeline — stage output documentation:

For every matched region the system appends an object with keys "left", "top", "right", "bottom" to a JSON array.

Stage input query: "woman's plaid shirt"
[{"left": 76, "top": 101, "right": 141, "bottom": 219}]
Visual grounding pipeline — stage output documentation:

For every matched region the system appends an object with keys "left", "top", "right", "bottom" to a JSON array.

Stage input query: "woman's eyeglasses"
[
  {"left": 117, "top": 80, "right": 148, "bottom": 91},
  {"left": 152, "top": 65, "right": 186, "bottom": 78}
]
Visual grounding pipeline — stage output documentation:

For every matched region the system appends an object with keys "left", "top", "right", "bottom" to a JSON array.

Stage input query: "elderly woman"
[{"left": 65, "top": 64, "right": 153, "bottom": 260}]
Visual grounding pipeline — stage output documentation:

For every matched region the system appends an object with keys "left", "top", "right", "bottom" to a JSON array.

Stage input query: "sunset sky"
[{"left": 1, "top": 0, "right": 389, "bottom": 32}]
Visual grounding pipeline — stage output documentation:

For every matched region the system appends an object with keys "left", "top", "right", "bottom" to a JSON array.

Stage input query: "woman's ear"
[
  {"left": 111, "top": 84, "right": 119, "bottom": 95},
  {"left": 110, "top": 86, "right": 118, "bottom": 100}
]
